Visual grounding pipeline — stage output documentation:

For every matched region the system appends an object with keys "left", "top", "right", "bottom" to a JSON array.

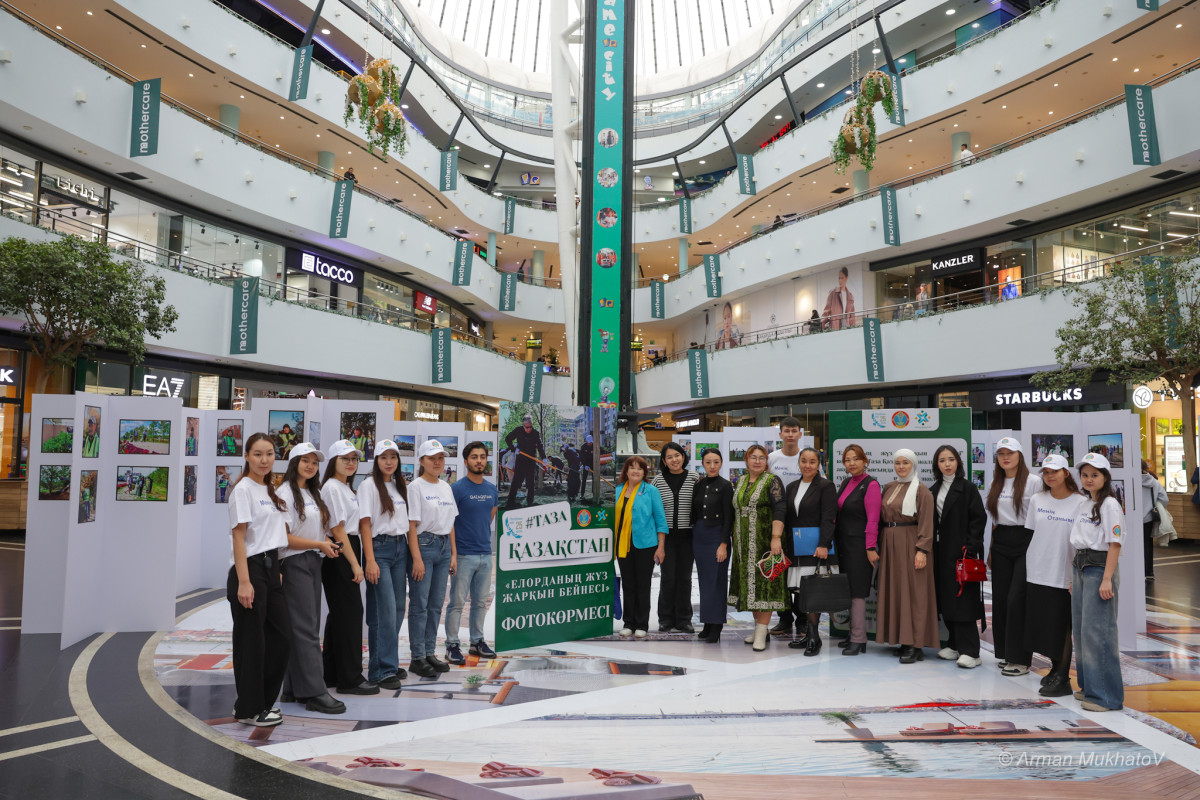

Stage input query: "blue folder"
[{"left": 792, "top": 526, "right": 833, "bottom": 557}]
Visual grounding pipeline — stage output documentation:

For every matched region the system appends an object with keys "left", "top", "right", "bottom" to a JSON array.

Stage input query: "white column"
[{"left": 551, "top": 0, "right": 583, "bottom": 402}]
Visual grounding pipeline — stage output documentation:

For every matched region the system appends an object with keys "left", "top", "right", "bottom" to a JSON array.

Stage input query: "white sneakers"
[
  {"left": 634, "top": 629, "right": 647, "bottom": 639},
  {"left": 956, "top": 654, "right": 982, "bottom": 669},
  {"left": 619, "top": 628, "right": 633, "bottom": 638},
  {"left": 937, "top": 647, "right": 960, "bottom": 661}
]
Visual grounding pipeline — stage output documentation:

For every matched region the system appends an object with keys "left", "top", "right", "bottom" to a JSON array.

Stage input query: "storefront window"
[
  {"left": 106, "top": 191, "right": 177, "bottom": 266},
  {"left": 0, "top": 145, "right": 38, "bottom": 226},
  {"left": 179, "top": 218, "right": 283, "bottom": 282},
  {"left": 0, "top": 349, "right": 24, "bottom": 478},
  {"left": 362, "top": 275, "right": 414, "bottom": 329},
  {"left": 38, "top": 164, "right": 108, "bottom": 242}
]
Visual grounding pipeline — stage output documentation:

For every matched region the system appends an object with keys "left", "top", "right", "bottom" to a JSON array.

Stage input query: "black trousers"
[
  {"left": 656, "top": 530, "right": 695, "bottom": 629},
  {"left": 227, "top": 553, "right": 290, "bottom": 719},
  {"left": 693, "top": 521, "right": 729, "bottom": 624},
  {"left": 1143, "top": 520, "right": 1155, "bottom": 576},
  {"left": 506, "top": 459, "right": 538, "bottom": 506},
  {"left": 946, "top": 619, "right": 981, "bottom": 658},
  {"left": 990, "top": 525, "right": 1033, "bottom": 665},
  {"left": 567, "top": 469, "right": 580, "bottom": 501},
  {"left": 321, "top": 535, "right": 367, "bottom": 690},
  {"left": 618, "top": 545, "right": 656, "bottom": 631}
]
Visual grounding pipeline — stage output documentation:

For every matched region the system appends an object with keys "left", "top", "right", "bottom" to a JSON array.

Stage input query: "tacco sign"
[{"left": 301, "top": 252, "right": 356, "bottom": 286}]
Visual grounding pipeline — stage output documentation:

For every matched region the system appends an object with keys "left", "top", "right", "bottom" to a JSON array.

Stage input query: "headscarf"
[{"left": 892, "top": 448, "right": 920, "bottom": 517}]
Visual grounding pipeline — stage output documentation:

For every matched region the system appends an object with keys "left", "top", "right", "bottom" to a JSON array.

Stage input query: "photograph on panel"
[{"left": 118, "top": 418, "right": 171, "bottom": 455}]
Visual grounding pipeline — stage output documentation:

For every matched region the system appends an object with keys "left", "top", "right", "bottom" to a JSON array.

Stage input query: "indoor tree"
[
  {"left": 1032, "top": 243, "right": 1200, "bottom": 481},
  {"left": 0, "top": 235, "right": 178, "bottom": 393}
]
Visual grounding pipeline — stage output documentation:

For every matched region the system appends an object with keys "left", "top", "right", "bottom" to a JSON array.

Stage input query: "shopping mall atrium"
[{"left": 2, "top": 0, "right": 1200, "bottom": 797}]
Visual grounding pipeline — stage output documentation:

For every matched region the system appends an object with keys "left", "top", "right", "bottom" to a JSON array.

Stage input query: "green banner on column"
[
  {"left": 1136, "top": 0, "right": 1159, "bottom": 10},
  {"left": 229, "top": 276, "right": 259, "bottom": 355},
  {"left": 439, "top": 149, "right": 459, "bottom": 191},
  {"left": 650, "top": 279, "right": 665, "bottom": 319},
  {"left": 522, "top": 361, "right": 543, "bottom": 403},
  {"left": 499, "top": 271, "right": 518, "bottom": 312},
  {"left": 452, "top": 240, "right": 472, "bottom": 285},
  {"left": 688, "top": 348, "right": 709, "bottom": 399},
  {"left": 494, "top": 501, "right": 615, "bottom": 651},
  {"left": 129, "top": 78, "right": 161, "bottom": 158},
  {"left": 886, "top": 68, "right": 905, "bottom": 126},
  {"left": 880, "top": 187, "right": 901, "bottom": 246},
  {"left": 503, "top": 197, "right": 516, "bottom": 234},
  {"left": 735, "top": 153, "right": 756, "bottom": 195},
  {"left": 288, "top": 45, "right": 313, "bottom": 101},
  {"left": 1124, "top": 84, "right": 1161, "bottom": 167},
  {"left": 329, "top": 179, "right": 353, "bottom": 238},
  {"left": 678, "top": 197, "right": 693, "bottom": 234},
  {"left": 431, "top": 327, "right": 452, "bottom": 384},
  {"left": 585, "top": 0, "right": 630, "bottom": 410},
  {"left": 863, "top": 318, "right": 884, "bottom": 383},
  {"left": 702, "top": 254, "right": 722, "bottom": 298}
]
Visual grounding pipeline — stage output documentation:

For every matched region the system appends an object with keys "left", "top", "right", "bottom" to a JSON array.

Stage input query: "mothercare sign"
[
  {"left": 495, "top": 501, "right": 615, "bottom": 650},
  {"left": 129, "top": 78, "right": 161, "bottom": 157}
]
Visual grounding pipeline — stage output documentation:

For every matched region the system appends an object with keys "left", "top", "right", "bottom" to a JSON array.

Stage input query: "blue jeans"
[
  {"left": 408, "top": 533, "right": 451, "bottom": 660},
  {"left": 1071, "top": 559, "right": 1123, "bottom": 710},
  {"left": 366, "top": 535, "right": 408, "bottom": 682},
  {"left": 445, "top": 553, "right": 492, "bottom": 646}
]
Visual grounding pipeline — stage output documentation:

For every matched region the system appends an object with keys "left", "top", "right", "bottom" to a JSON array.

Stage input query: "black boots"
[{"left": 898, "top": 645, "right": 925, "bottom": 664}]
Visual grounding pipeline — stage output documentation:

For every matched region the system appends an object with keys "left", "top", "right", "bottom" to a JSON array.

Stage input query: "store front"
[{"left": 1133, "top": 381, "right": 1200, "bottom": 494}]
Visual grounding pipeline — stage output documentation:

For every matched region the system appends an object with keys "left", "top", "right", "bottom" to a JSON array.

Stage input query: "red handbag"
[{"left": 955, "top": 546, "right": 986, "bottom": 597}]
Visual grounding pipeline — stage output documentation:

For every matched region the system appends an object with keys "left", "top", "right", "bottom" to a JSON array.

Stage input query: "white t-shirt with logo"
[
  {"left": 1070, "top": 496, "right": 1125, "bottom": 552},
  {"left": 768, "top": 449, "right": 803, "bottom": 490},
  {"left": 994, "top": 475, "right": 1040, "bottom": 527},
  {"left": 227, "top": 478, "right": 288, "bottom": 566},
  {"left": 1023, "top": 491, "right": 1085, "bottom": 589},
  {"left": 408, "top": 478, "right": 459, "bottom": 536},
  {"left": 323, "top": 479, "right": 361, "bottom": 536},
  {"left": 280, "top": 486, "right": 325, "bottom": 560},
  {"left": 357, "top": 476, "right": 410, "bottom": 537}
]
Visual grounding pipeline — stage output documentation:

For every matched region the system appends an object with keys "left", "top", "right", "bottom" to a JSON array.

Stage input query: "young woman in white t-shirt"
[
  {"left": 406, "top": 439, "right": 458, "bottom": 678},
  {"left": 226, "top": 432, "right": 289, "bottom": 727},
  {"left": 984, "top": 437, "right": 1039, "bottom": 674},
  {"left": 1071, "top": 452, "right": 1125, "bottom": 713},
  {"left": 278, "top": 443, "right": 345, "bottom": 715},
  {"left": 1012, "top": 455, "right": 1085, "bottom": 696},
  {"left": 358, "top": 439, "right": 411, "bottom": 691},
  {"left": 320, "top": 440, "right": 375, "bottom": 696}
]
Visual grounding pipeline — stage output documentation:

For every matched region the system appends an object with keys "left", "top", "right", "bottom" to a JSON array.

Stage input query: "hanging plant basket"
[
  {"left": 859, "top": 70, "right": 897, "bottom": 118},
  {"left": 344, "top": 69, "right": 409, "bottom": 159},
  {"left": 347, "top": 75, "right": 382, "bottom": 107},
  {"left": 366, "top": 58, "right": 393, "bottom": 81},
  {"left": 840, "top": 125, "right": 860, "bottom": 154}
]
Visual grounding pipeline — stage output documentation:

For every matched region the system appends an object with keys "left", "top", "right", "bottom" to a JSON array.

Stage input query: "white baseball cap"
[
  {"left": 1040, "top": 454, "right": 1070, "bottom": 472},
  {"left": 994, "top": 437, "right": 1022, "bottom": 454},
  {"left": 288, "top": 442, "right": 325, "bottom": 462},
  {"left": 1079, "top": 452, "right": 1110, "bottom": 471},
  {"left": 375, "top": 439, "right": 400, "bottom": 457},
  {"left": 418, "top": 439, "right": 447, "bottom": 458},
  {"left": 326, "top": 439, "right": 363, "bottom": 460}
]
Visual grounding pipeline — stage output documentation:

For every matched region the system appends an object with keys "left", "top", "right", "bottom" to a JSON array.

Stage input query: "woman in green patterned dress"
[{"left": 728, "top": 444, "right": 788, "bottom": 651}]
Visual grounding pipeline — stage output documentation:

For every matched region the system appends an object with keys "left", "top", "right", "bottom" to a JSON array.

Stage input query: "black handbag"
[{"left": 794, "top": 563, "right": 852, "bottom": 614}]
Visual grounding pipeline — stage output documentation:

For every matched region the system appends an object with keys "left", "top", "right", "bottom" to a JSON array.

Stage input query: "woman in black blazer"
[
  {"left": 928, "top": 444, "right": 987, "bottom": 668},
  {"left": 782, "top": 447, "right": 838, "bottom": 656}
]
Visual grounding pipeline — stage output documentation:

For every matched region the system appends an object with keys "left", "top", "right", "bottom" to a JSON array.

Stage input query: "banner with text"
[
  {"left": 495, "top": 501, "right": 615, "bottom": 651},
  {"left": 703, "top": 254, "right": 722, "bottom": 298},
  {"left": 863, "top": 318, "right": 885, "bottom": 382},
  {"left": 503, "top": 197, "right": 516, "bottom": 235},
  {"left": 288, "top": 45, "right": 313, "bottom": 101},
  {"left": 650, "top": 279, "right": 665, "bottom": 319},
  {"left": 439, "top": 149, "right": 459, "bottom": 191},
  {"left": 228, "top": 277, "right": 259, "bottom": 355},
  {"left": 499, "top": 271, "right": 518, "bottom": 312},
  {"left": 329, "top": 179, "right": 353, "bottom": 238},
  {"left": 1136, "top": 0, "right": 1159, "bottom": 10},
  {"left": 522, "top": 361, "right": 543, "bottom": 403},
  {"left": 880, "top": 187, "right": 900, "bottom": 246},
  {"left": 129, "top": 78, "right": 161, "bottom": 158},
  {"left": 452, "top": 240, "right": 472, "bottom": 286},
  {"left": 886, "top": 68, "right": 905, "bottom": 126},
  {"left": 1124, "top": 84, "right": 1160, "bottom": 167},
  {"left": 431, "top": 327, "right": 452, "bottom": 384},
  {"left": 678, "top": 197, "right": 693, "bottom": 234},
  {"left": 688, "top": 348, "right": 710, "bottom": 399},
  {"left": 736, "top": 153, "right": 756, "bottom": 195}
]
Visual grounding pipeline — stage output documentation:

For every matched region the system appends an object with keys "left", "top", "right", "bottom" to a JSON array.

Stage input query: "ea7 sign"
[
  {"left": 0, "top": 365, "right": 18, "bottom": 386},
  {"left": 141, "top": 374, "right": 186, "bottom": 398}
]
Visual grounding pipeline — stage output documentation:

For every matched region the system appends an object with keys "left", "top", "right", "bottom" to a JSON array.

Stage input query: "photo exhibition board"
[
  {"left": 320, "top": 400, "right": 395, "bottom": 483},
  {"left": 251, "top": 396, "right": 325, "bottom": 474},
  {"left": 200, "top": 408, "right": 252, "bottom": 590},
  {"left": 1018, "top": 410, "right": 1146, "bottom": 649},
  {"left": 828, "top": 409, "right": 971, "bottom": 486},
  {"left": 685, "top": 431, "right": 726, "bottom": 479},
  {"left": 972, "top": 428, "right": 1013, "bottom": 557},
  {"left": 415, "top": 421, "right": 467, "bottom": 486},
  {"left": 724, "top": 427, "right": 813, "bottom": 487}
]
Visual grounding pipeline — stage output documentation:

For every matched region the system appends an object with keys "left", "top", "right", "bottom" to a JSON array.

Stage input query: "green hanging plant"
[
  {"left": 859, "top": 70, "right": 897, "bottom": 119},
  {"left": 344, "top": 59, "right": 409, "bottom": 159},
  {"left": 830, "top": 102, "right": 878, "bottom": 174}
]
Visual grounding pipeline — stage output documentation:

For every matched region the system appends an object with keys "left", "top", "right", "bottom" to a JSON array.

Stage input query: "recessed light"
[
  {"left": 188, "top": 73, "right": 194, "bottom": 77},
  {"left": 240, "top": 94, "right": 245, "bottom": 98},
  {"left": 280, "top": 115, "right": 285, "bottom": 119},
  {"left": 86, "top": 10, "right": 93, "bottom": 15},
  {"left": 671, "top": 171, "right": 678, "bottom": 176},
  {"left": 141, "top": 44, "right": 146, "bottom": 48},
  {"left": 1133, "top": 68, "right": 1140, "bottom": 73},
  {"left": 1049, "top": 111, "right": 1054, "bottom": 115},
  {"left": 816, "top": 82, "right": 825, "bottom": 88},
  {"left": 774, "top": 114, "right": 782, "bottom": 119},
  {"left": 898, "top": 57, "right": 907, "bottom": 63},
  {"left": 321, "top": 28, "right": 330, "bottom": 34},
  {"left": 971, "top": 22, "right": 979, "bottom": 28},
  {"left": 55, "top": 24, "right": 61, "bottom": 29},
  {"left": 1112, "top": 57, "right": 1119, "bottom": 62},
  {"left": 1002, "top": 105, "right": 1006, "bottom": 109},
  {"left": 1053, "top": 83, "right": 1058, "bottom": 87},
  {"left": 1177, "top": 23, "right": 1183, "bottom": 28},
  {"left": 946, "top": 8, "right": 955, "bottom": 14}
]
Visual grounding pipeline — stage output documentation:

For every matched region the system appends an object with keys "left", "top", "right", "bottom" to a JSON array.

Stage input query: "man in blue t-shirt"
[{"left": 444, "top": 441, "right": 499, "bottom": 664}]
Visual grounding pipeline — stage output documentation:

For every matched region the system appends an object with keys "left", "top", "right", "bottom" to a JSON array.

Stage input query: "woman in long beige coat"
[{"left": 875, "top": 448, "right": 938, "bottom": 663}]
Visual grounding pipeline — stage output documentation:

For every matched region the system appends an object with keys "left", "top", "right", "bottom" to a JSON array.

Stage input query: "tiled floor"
[{"left": 4, "top": 533, "right": 1200, "bottom": 799}]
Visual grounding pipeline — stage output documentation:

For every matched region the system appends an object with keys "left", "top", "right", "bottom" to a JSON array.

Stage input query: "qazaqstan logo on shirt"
[
  {"left": 1113, "top": 525, "right": 1122, "bottom": 538},
  {"left": 500, "top": 501, "right": 611, "bottom": 572}
]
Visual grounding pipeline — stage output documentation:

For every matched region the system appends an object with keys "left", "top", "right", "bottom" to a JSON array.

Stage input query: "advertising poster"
[{"left": 494, "top": 402, "right": 618, "bottom": 651}]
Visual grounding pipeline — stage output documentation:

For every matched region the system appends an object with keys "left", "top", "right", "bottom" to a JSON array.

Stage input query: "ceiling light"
[
  {"left": 1177, "top": 23, "right": 1183, "bottom": 28},
  {"left": 141, "top": 44, "right": 146, "bottom": 48},
  {"left": 1001, "top": 105, "right": 1006, "bottom": 109},
  {"left": 816, "top": 82, "right": 825, "bottom": 88},
  {"left": 280, "top": 115, "right": 285, "bottom": 119},
  {"left": 55, "top": 25, "right": 61, "bottom": 29},
  {"left": 845, "top": 90, "right": 853, "bottom": 95},
  {"left": 484, "top": 163, "right": 491, "bottom": 168},
  {"left": 1112, "top": 57, "right": 1118, "bottom": 62},
  {"left": 699, "top": 160, "right": 706, "bottom": 164},
  {"left": 971, "top": 23, "right": 979, "bottom": 28},
  {"left": 774, "top": 115, "right": 782, "bottom": 120},
  {"left": 86, "top": 10, "right": 93, "bottom": 14},
  {"left": 1053, "top": 83, "right": 1058, "bottom": 87},
  {"left": 321, "top": 28, "right": 330, "bottom": 34},
  {"left": 240, "top": 94, "right": 245, "bottom": 98},
  {"left": 872, "top": 48, "right": 881, "bottom": 54},
  {"left": 1118, "top": 224, "right": 1148, "bottom": 232},
  {"left": 1133, "top": 68, "right": 1140, "bottom": 73},
  {"left": 400, "top": 104, "right": 408, "bottom": 109},
  {"left": 1167, "top": 232, "right": 1189, "bottom": 238},
  {"left": 898, "top": 57, "right": 907, "bottom": 63},
  {"left": 946, "top": 8, "right": 955, "bottom": 14},
  {"left": 657, "top": 198, "right": 666, "bottom": 202},
  {"left": 1168, "top": 211, "right": 1200, "bottom": 218}
]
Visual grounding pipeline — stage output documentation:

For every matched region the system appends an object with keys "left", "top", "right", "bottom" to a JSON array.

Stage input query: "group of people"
[
  {"left": 224, "top": 433, "right": 498, "bottom": 728},
  {"left": 612, "top": 421, "right": 1126, "bottom": 713}
]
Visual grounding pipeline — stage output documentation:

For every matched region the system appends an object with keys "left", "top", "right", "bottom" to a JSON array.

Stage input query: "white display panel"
[{"left": 972, "top": 428, "right": 1013, "bottom": 558}]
